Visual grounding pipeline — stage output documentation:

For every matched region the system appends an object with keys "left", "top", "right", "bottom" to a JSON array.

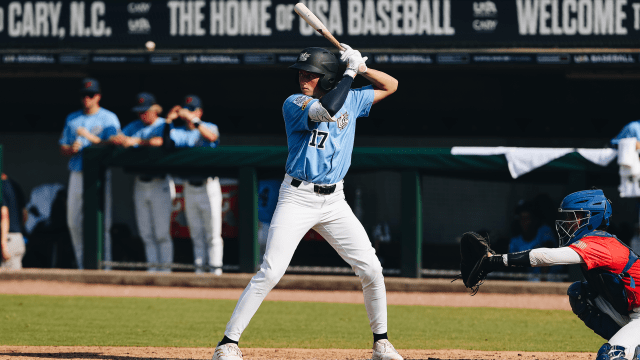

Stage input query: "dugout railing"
[{"left": 81, "top": 145, "right": 619, "bottom": 278}]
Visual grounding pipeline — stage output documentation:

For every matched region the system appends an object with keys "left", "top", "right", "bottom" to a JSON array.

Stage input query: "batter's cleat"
[
  {"left": 372, "top": 339, "right": 403, "bottom": 360},
  {"left": 212, "top": 343, "right": 243, "bottom": 360}
]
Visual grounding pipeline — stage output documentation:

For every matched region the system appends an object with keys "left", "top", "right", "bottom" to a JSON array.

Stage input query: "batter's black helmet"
[{"left": 289, "top": 47, "right": 339, "bottom": 91}]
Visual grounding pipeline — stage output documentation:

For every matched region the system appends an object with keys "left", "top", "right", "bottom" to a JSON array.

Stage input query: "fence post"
[
  {"left": 401, "top": 170, "right": 422, "bottom": 278},
  {"left": 83, "top": 147, "right": 106, "bottom": 270},
  {"left": 239, "top": 166, "right": 259, "bottom": 273}
]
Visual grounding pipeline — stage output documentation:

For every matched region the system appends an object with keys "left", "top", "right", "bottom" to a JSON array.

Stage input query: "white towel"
[
  {"left": 505, "top": 148, "right": 574, "bottom": 179},
  {"left": 617, "top": 138, "right": 640, "bottom": 176},
  {"left": 577, "top": 148, "right": 617, "bottom": 167}
]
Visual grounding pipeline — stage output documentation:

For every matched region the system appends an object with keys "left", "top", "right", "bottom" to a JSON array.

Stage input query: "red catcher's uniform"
[{"left": 569, "top": 233, "right": 640, "bottom": 312}]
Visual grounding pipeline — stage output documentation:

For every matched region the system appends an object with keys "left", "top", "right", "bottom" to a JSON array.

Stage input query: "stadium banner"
[{"left": 1, "top": 0, "right": 640, "bottom": 49}]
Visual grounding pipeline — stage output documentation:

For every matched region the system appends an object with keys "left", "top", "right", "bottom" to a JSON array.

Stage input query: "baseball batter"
[
  {"left": 112, "top": 92, "right": 171, "bottom": 272},
  {"left": 163, "top": 95, "right": 223, "bottom": 275},
  {"left": 212, "top": 45, "right": 401, "bottom": 360},
  {"left": 59, "top": 78, "right": 120, "bottom": 269}
]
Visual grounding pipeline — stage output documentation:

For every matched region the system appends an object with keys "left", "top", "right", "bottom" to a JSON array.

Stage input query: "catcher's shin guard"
[
  {"left": 568, "top": 282, "right": 621, "bottom": 340},
  {"left": 597, "top": 343, "right": 630, "bottom": 360}
]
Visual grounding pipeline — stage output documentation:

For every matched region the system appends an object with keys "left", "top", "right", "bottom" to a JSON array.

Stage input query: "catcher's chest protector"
[{"left": 580, "top": 232, "right": 640, "bottom": 316}]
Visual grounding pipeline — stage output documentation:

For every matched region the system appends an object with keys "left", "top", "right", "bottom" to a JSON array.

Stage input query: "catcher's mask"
[
  {"left": 555, "top": 189, "right": 612, "bottom": 247},
  {"left": 289, "top": 47, "right": 339, "bottom": 92}
]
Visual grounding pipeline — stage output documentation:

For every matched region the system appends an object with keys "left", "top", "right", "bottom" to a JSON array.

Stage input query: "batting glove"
[{"left": 340, "top": 43, "right": 367, "bottom": 77}]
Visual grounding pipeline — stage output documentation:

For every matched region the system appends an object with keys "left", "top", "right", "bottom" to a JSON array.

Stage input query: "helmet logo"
[
  {"left": 85, "top": 81, "right": 92, "bottom": 88},
  {"left": 299, "top": 52, "right": 311, "bottom": 61}
]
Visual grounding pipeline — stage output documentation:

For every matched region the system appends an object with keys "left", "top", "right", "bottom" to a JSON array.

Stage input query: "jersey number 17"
[{"left": 308, "top": 129, "right": 328, "bottom": 149}]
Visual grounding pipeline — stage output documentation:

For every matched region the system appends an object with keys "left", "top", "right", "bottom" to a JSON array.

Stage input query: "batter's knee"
[
  {"left": 355, "top": 255, "right": 383, "bottom": 287},
  {"left": 260, "top": 266, "right": 287, "bottom": 290},
  {"left": 597, "top": 343, "right": 632, "bottom": 360}
]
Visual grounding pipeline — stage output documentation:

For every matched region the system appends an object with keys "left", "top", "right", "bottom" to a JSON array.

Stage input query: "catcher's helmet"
[
  {"left": 555, "top": 189, "right": 612, "bottom": 246},
  {"left": 289, "top": 47, "right": 339, "bottom": 91}
]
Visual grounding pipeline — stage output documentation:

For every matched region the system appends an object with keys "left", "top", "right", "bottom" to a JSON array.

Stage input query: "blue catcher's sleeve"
[{"left": 611, "top": 121, "right": 640, "bottom": 146}]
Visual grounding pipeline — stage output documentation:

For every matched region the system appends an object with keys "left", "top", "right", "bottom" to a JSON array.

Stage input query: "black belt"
[
  {"left": 139, "top": 176, "right": 154, "bottom": 182},
  {"left": 290, "top": 178, "right": 337, "bottom": 195},
  {"left": 188, "top": 180, "right": 204, "bottom": 186}
]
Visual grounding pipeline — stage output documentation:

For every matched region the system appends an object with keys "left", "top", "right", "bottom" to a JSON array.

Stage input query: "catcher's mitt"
[{"left": 456, "top": 232, "right": 496, "bottom": 295}]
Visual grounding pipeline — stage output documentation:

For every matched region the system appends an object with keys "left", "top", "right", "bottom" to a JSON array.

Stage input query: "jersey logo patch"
[
  {"left": 293, "top": 95, "right": 312, "bottom": 110},
  {"left": 573, "top": 240, "right": 587, "bottom": 250},
  {"left": 299, "top": 52, "right": 310, "bottom": 61},
  {"left": 336, "top": 112, "right": 349, "bottom": 130}
]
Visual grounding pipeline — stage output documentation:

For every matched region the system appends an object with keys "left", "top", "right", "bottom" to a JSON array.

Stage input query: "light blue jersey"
[
  {"left": 611, "top": 120, "right": 640, "bottom": 146},
  {"left": 282, "top": 85, "right": 374, "bottom": 184},
  {"left": 169, "top": 122, "right": 220, "bottom": 148},
  {"left": 59, "top": 108, "right": 120, "bottom": 171},
  {"left": 122, "top": 118, "right": 166, "bottom": 140}
]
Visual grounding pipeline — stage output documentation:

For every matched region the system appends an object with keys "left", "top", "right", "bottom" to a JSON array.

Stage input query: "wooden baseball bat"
[{"left": 294, "top": 3, "right": 344, "bottom": 51}]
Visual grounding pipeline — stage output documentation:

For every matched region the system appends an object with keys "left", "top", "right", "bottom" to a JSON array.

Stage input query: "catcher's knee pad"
[
  {"left": 597, "top": 343, "right": 631, "bottom": 360},
  {"left": 568, "top": 282, "right": 621, "bottom": 340}
]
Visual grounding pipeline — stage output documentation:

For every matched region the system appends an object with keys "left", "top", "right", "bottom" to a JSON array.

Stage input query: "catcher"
[{"left": 459, "top": 189, "right": 640, "bottom": 360}]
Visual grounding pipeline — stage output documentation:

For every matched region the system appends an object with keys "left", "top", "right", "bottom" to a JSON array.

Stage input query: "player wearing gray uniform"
[
  {"left": 59, "top": 78, "right": 120, "bottom": 269},
  {"left": 163, "top": 95, "right": 223, "bottom": 275},
  {"left": 111, "top": 92, "right": 171, "bottom": 272},
  {"left": 212, "top": 46, "right": 401, "bottom": 360}
]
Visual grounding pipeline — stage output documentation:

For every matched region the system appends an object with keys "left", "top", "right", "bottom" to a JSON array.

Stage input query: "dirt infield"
[
  {"left": 0, "top": 346, "right": 596, "bottom": 360},
  {"left": 0, "top": 279, "right": 587, "bottom": 360}
]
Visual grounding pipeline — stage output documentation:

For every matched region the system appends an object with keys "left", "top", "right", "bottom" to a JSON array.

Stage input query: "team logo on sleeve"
[
  {"left": 293, "top": 95, "right": 313, "bottom": 110},
  {"left": 336, "top": 113, "right": 349, "bottom": 130}
]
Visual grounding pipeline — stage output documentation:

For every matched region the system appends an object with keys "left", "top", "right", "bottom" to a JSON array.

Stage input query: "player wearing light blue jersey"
[
  {"left": 612, "top": 120, "right": 640, "bottom": 148},
  {"left": 59, "top": 78, "right": 120, "bottom": 269},
  {"left": 213, "top": 46, "right": 400, "bottom": 360},
  {"left": 163, "top": 95, "right": 223, "bottom": 275},
  {"left": 112, "top": 92, "right": 173, "bottom": 272}
]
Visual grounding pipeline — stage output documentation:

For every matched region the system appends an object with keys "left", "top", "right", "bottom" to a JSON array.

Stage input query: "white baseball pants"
[
  {"left": 594, "top": 297, "right": 640, "bottom": 353},
  {"left": 1, "top": 233, "right": 26, "bottom": 270},
  {"left": 184, "top": 177, "right": 223, "bottom": 273},
  {"left": 224, "top": 175, "right": 387, "bottom": 341},
  {"left": 133, "top": 176, "right": 173, "bottom": 272},
  {"left": 66, "top": 170, "right": 112, "bottom": 270}
]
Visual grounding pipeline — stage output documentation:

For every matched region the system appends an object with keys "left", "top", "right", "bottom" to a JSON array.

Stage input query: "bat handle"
[{"left": 319, "top": 29, "right": 344, "bottom": 51}]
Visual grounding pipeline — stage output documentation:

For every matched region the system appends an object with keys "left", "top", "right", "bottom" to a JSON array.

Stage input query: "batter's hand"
[{"left": 339, "top": 43, "right": 367, "bottom": 77}]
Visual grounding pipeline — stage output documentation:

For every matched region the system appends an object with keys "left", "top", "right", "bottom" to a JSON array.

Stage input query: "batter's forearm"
[{"left": 362, "top": 68, "right": 398, "bottom": 93}]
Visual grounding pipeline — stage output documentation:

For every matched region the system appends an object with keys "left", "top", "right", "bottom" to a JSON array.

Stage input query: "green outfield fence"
[{"left": 81, "top": 145, "right": 618, "bottom": 277}]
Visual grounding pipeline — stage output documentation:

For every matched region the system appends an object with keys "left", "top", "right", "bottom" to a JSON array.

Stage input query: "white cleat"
[
  {"left": 372, "top": 339, "right": 403, "bottom": 360},
  {"left": 212, "top": 343, "right": 243, "bottom": 360}
]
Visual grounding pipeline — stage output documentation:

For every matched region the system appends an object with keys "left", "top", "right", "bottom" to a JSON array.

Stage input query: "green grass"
[{"left": 0, "top": 294, "right": 602, "bottom": 352}]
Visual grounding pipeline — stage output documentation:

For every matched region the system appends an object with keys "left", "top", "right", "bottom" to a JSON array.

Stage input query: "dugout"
[{"left": 2, "top": 0, "right": 640, "bottom": 277}]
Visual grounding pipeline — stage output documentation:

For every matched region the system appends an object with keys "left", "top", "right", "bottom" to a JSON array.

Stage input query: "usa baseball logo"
[
  {"left": 186, "top": 97, "right": 193, "bottom": 104},
  {"left": 336, "top": 113, "right": 349, "bottom": 130},
  {"left": 299, "top": 52, "right": 310, "bottom": 61},
  {"left": 85, "top": 81, "right": 92, "bottom": 88},
  {"left": 138, "top": 97, "right": 145, "bottom": 103}
]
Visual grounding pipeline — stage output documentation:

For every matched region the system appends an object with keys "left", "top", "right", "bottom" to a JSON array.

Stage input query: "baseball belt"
[{"left": 290, "top": 178, "right": 336, "bottom": 195}]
